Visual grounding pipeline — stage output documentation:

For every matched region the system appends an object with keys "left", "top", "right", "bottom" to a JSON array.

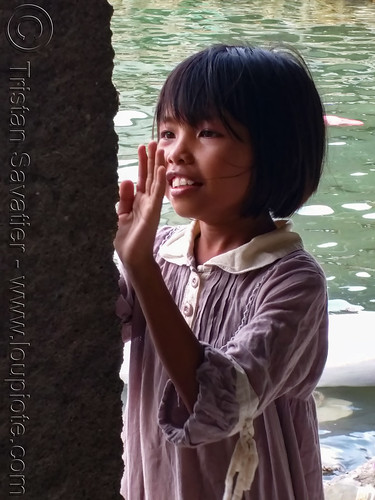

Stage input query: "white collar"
[{"left": 159, "top": 220, "right": 303, "bottom": 274}]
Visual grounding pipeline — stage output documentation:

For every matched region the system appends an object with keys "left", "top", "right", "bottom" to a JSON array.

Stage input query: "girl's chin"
[
  {"left": 168, "top": 197, "right": 196, "bottom": 219},
  {"left": 171, "top": 206, "right": 197, "bottom": 219}
]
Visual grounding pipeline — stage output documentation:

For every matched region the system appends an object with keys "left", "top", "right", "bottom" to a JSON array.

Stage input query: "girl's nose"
[{"left": 166, "top": 137, "right": 193, "bottom": 165}]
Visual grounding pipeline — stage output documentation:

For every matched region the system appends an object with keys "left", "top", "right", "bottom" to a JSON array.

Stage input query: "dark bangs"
[{"left": 155, "top": 45, "right": 252, "bottom": 139}]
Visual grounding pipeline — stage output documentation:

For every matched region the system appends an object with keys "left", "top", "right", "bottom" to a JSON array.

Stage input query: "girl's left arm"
[{"left": 114, "top": 141, "right": 204, "bottom": 413}]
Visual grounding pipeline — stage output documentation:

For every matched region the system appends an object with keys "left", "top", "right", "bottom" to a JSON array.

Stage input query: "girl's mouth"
[
  {"left": 167, "top": 175, "right": 202, "bottom": 197},
  {"left": 171, "top": 177, "right": 196, "bottom": 188}
]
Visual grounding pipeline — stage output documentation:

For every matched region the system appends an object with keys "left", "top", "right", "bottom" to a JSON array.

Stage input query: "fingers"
[
  {"left": 135, "top": 141, "right": 166, "bottom": 201},
  {"left": 154, "top": 164, "right": 167, "bottom": 203},
  {"left": 155, "top": 145, "right": 165, "bottom": 169},
  {"left": 117, "top": 180, "right": 135, "bottom": 215},
  {"left": 137, "top": 145, "right": 147, "bottom": 193},
  {"left": 144, "top": 141, "right": 158, "bottom": 194},
  {"left": 137, "top": 142, "right": 157, "bottom": 194},
  {"left": 153, "top": 146, "right": 166, "bottom": 198}
]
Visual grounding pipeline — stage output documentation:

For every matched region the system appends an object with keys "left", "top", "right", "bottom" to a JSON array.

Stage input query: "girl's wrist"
[{"left": 124, "top": 256, "right": 159, "bottom": 283}]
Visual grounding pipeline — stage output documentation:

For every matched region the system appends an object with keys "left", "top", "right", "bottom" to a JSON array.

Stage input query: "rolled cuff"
[
  {"left": 115, "top": 250, "right": 134, "bottom": 343},
  {"left": 158, "top": 345, "right": 258, "bottom": 447}
]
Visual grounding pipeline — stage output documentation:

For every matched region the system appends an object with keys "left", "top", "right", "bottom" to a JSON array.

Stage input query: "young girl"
[{"left": 115, "top": 44, "right": 328, "bottom": 500}]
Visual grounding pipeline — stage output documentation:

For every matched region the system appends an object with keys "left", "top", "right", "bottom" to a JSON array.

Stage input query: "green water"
[
  {"left": 112, "top": 0, "right": 375, "bottom": 310},
  {"left": 111, "top": 0, "right": 375, "bottom": 479}
]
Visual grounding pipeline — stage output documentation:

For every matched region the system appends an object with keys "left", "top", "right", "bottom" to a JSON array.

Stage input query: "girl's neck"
[{"left": 193, "top": 214, "right": 277, "bottom": 265}]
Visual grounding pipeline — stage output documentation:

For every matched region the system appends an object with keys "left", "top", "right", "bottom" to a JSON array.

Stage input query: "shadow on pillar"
[{"left": 0, "top": 1, "right": 123, "bottom": 498}]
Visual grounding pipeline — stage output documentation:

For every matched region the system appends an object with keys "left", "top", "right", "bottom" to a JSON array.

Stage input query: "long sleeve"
[
  {"left": 158, "top": 252, "right": 328, "bottom": 445},
  {"left": 114, "top": 251, "right": 134, "bottom": 343}
]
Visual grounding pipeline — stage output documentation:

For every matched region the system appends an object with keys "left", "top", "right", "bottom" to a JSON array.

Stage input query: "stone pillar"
[{"left": 0, "top": 2, "right": 123, "bottom": 498}]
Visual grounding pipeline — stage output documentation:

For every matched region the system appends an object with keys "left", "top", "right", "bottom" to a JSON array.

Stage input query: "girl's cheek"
[{"left": 164, "top": 184, "right": 172, "bottom": 201}]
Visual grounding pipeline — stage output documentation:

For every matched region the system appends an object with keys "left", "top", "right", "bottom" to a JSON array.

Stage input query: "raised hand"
[
  {"left": 114, "top": 141, "right": 166, "bottom": 269},
  {"left": 114, "top": 141, "right": 203, "bottom": 413}
]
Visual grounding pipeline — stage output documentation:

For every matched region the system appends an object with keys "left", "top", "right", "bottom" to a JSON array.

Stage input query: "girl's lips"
[{"left": 168, "top": 183, "right": 201, "bottom": 197}]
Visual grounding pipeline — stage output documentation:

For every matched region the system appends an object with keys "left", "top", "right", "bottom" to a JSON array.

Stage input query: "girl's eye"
[
  {"left": 160, "top": 130, "right": 175, "bottom": 139},
  {"left": 199, "top": 129, "right": 220, "bottom": 138}
]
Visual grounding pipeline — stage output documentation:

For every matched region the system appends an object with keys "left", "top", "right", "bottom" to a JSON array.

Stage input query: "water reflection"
[
  {"left": 317, "top": 387, "right": 375, "bottom": 478},
  {"left": 298, "top": 205, "right": 335, "bottom": 216},
  {"left": 112, "top": 0, "right": 375, "bottom": 313}
]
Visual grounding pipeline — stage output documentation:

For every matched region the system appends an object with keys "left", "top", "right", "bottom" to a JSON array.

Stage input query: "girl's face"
[{"left": 157, "top": 115, "right": 253, "bottom": 225}]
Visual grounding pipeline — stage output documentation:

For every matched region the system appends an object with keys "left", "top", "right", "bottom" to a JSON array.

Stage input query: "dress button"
[
  {"left": 183, "top": 303, "right": 193, "bottom": 317},
  {"left": 191, "top": 275, "right": 199, "bottom": 288}
]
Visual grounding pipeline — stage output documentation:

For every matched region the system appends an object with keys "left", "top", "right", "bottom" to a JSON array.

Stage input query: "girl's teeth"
[{"left": 172, "top": 178, "right": 195, "bottom": 188}]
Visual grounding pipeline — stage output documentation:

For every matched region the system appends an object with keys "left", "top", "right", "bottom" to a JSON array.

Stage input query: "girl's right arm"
[{"left": 114, "top": 142, "right": 204, "bottom": 413}]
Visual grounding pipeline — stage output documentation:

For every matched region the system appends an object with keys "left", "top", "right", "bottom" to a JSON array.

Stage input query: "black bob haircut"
[{"left": 155, "top": 44, "right": 326, "bottom": 218}]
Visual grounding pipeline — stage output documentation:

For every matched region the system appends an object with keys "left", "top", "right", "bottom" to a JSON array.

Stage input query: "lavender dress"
[{"left": 117, "top": 220, "right": 328, "bottom": 500}]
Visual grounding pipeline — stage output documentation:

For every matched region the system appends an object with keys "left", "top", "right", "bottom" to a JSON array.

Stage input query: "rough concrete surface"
[{"left": 1, "top": 1, "right": 123, "bottom": 498}]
